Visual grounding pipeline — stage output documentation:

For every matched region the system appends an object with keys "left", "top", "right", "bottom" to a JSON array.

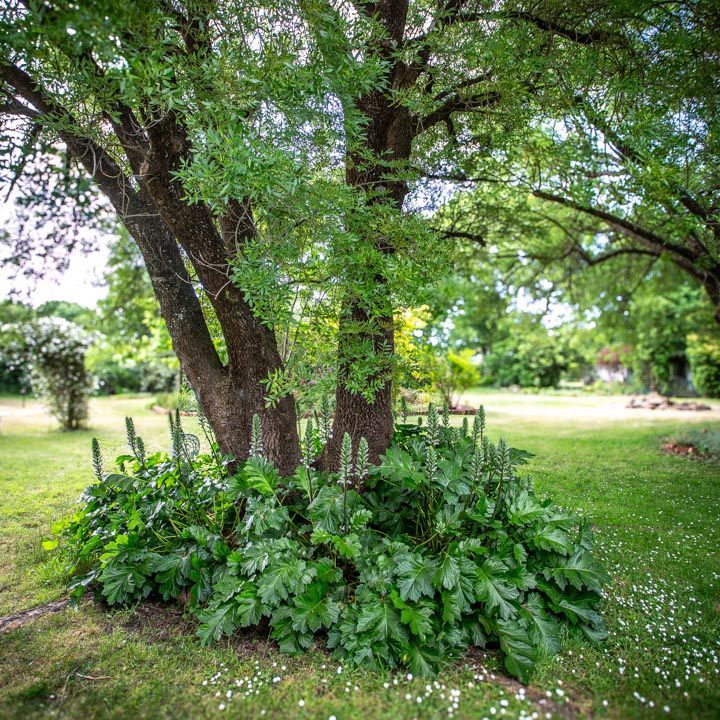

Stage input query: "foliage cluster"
[
  {"left": 425, "top": 349, "right": 481, "bottom": 408},
  {"left": 0, "top": 299, "right": 94, "bottom": 394},
  {"left": 482, "top": 319, "right": 581, "bottom": 389},
  {"left": 90, "top": 354, "right": 177, "bottom": 396},
  {"left": 687, "top": 332, "right": 720, "bottom": 398},
  {"left": 56, "top": 407, "right": 608, "bottom": 682}
]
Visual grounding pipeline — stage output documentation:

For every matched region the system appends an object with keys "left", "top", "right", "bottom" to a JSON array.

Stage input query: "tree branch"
[
  {"left": 0, "top": 58, "right": 226, "bottom": 383},
  {"left": 532, "top": 189, "right": 701, "bottom": 265},
  {"left": 0, "top": 59, "right": 138, "bottom": 215},
  {"left": 416, "top": 89, "right": 501, "bottom": 134}
]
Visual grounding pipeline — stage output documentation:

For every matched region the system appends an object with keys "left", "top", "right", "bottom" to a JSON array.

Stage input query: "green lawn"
[{"left": 1, "top": 392, "right": 719, "bottom": 719}]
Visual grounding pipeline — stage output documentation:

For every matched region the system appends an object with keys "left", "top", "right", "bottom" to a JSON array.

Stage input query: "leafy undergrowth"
[{"left": 54, "top": 406, "right": 608, "bottom": 683}]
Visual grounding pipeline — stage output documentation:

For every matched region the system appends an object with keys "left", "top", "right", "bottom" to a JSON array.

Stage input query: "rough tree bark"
[
  {"left": 327, "top": 2, "right": 415, "bottom": 467},
  {"left": 0, "top": 53, "right": 301, "bottom": 474}
]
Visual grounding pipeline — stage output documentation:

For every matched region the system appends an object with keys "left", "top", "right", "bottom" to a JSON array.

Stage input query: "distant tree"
[
  {"left": 687, "top": 331, "right": 720, "bottom": 398},
  {"left": 0, "top": 299, "right": 33, "bottom": 392},
  {"left": 36, "top": 300, "right": 96, "bottom": 329},
  {"left": 429, "top": 348, "right": 480, "bottom": 409},
  {"left": 483, "top": 315, "right": 581, "bottom": 389}
]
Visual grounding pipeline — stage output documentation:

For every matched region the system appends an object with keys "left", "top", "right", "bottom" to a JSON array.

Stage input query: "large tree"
[
  {"left": 269, "top": 0, "right": 630, "bottom": 462},
  {"left": 1, "top": 0, "right": 630, "bottom": 468},
  {"left": 1, "top": 0, "right": 304, "bottom": 472}
]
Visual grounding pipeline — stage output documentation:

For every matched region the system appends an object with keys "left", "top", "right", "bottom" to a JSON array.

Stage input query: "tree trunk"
[
  {"left": 1, "top": 32, "right": 297, "bottom": 475},
  {"left": 138, "top": 118, "right": 301, "bottom": 473},
  {"left": 328, "top": 89, "right": 414, "bottom": 466},
  {"left": 123, "top": 206, "right": 301, "bottom": 475},
  {"left": 328, "top": 302, "right": 396, "bottom": 466},
  {"left": 701, "top": 272, "right": 720, "bottom": 325}
]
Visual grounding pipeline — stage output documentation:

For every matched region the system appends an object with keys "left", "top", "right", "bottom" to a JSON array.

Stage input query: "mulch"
[{"left": 627, "top": 396, "right": 711, "bottom": 411}]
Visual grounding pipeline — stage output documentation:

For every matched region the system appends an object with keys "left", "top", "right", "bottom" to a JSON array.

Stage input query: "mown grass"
[{"left": 0, "top": 392, "right": 718, "bottom": 719}]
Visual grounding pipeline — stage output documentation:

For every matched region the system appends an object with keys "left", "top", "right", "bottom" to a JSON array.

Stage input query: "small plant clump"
[{"left": 55, "top": 405, "right": 608, "bottom": 682}]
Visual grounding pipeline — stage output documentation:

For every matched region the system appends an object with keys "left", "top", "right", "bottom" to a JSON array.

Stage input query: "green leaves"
[
  {"left": 435, "top": 554, "right": 460, "bottom": 590},
  {"left": 543, "top": 550, "right": 610, "bottom": 593},
  {"left": 61, "top": 411, "right": 609, "bottom": 683},
  {"left": 235, "top": 456, "right": 280, "bottom": 498},
  {"left": 506, "top": 491, "right": 547, "bottom": 526},
  {"left": 497, "top": 618, "right": 538, "bottom": 684},
  {"left": 257, "top": 558, "right": 315, "bottom": 606},
  {"left": 522, "top": 593, "right": 561, "bottom": 654},
  {"left": 474, "top": 559, "right": 520, "bottom": 620},
  {"left": 377, "top": 447, "right": 425, "bottom": 488},
  {"left": 291, "top": 582, "right": 340, "bottom": 633},
  {"left": 392, "top": 594, "right": 434, "bottom": 641},
  {"left": 197, "top": 584, "right": 264, "bottom": 645},
  {"left": 396, "top": 555, "right": 438, "bottom": 602},
  {"left": 529, "top": 525, "right": 573, "bottom": 554},
  {"left": 308, "top": 485, "right": 346, "bottom": 534},
  {"left": 356, "top": 598, "right": 406, "bottom": 644}
]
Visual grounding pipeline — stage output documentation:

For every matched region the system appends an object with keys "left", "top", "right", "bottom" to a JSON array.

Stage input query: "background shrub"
[
  {"left": 687, "top": 332, "right": 720, "bottom": 398},
  {"left": 21, "top": 318, "right": 93, "bottom": 429},
  {"left": 426, "top": 348, "right": 481, "bottom": 408}
]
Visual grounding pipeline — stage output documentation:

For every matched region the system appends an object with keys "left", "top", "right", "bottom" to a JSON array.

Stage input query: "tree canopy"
[{"left": 1, "top": 0, "right": 717, "bottom": 463}]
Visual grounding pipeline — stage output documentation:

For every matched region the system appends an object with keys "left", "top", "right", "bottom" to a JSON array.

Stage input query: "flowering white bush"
[{"left": 21, "top": 317, "right": 94, "bottom": 430}]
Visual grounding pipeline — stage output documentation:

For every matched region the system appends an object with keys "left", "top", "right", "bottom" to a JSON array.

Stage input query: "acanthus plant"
[{"left": 53, "top": 404, "right": 609, "bottom": 682}]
